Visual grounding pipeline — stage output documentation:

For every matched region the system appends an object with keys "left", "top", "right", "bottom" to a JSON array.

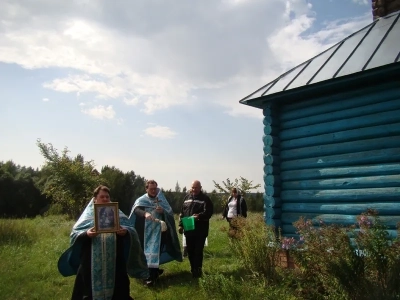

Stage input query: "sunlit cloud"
[
  {"left": 144, "top": 126, "right": 177, "bottom": 139},
  {"left": 81, "top": 105, "right": 116, "bottom": 120}
]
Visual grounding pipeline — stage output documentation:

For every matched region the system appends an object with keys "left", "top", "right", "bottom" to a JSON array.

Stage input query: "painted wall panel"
[
  {"left": 280, "top": 109, "right": 400, "bottom": 140},
  {"left": 262, "top": 87, "right": 400, "bottom": 237},
  {"left": 281, "top": 122, "right": 400, "bottom": 150},
  {"left": 282, "top": 174, "right": 400, "bottom": 190},
  {"left": 281, "top": 148, "right": 400, "bottom": 171},
  {"left": 281, "top": 98, "right": 400, "bottom": 129},
  {"left": 280, "top": 84, "right": 399, "bottom": 118},
  {"left": 281, "top": 163, "right": 400, "bottom": 181},
  {"left": 281, "top": 187, "right": 400, "bottom": 202},
  {"left": 281, "top": 136, "right": 400, "bottom": 160},
  {"left": 282, "top": 202, "right": 400, "bottom": 215}
]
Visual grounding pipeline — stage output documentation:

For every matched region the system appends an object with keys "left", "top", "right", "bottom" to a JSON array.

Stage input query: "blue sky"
[{"left": 0, "top": 0, "right": 372, "bottom": 192}]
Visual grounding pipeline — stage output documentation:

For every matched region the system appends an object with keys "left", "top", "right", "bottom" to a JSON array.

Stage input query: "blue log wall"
[{"left": 262, "top": 84, "right": 400, "bottom": 235}]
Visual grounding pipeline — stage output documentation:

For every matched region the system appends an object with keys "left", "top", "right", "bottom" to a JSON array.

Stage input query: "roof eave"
[{"left": 240, "top": 63, "right": 400, "bottom": 109}]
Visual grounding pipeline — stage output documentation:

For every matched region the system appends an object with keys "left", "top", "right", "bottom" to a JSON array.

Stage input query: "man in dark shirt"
[{"left": 179, "top": 180, "right": 213, "bottom": 278}]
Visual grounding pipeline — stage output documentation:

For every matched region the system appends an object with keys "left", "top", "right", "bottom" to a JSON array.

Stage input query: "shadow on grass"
[
  {"left": 203, "top": 248, "right": 234, "bottom": 259},
  {"left": 133, "top": 270, "right": 201, "bottom": 294}
]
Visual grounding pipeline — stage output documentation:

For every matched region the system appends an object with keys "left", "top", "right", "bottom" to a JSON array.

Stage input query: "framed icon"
[{"left": 94, "top": 202, "right": 120, "bottom": 233}]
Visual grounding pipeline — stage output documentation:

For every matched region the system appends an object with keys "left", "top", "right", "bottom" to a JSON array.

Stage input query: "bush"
[
  {"left": 228, "top": 215, "right": 282, "bottom": 283},
  {"left": 291, "top": 210, "right": 400, "bottom": 300}
]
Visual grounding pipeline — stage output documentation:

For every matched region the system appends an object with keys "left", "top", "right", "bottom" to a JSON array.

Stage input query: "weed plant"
[{"left": 291, "top": 209, "right": 400, "bottom": 300}]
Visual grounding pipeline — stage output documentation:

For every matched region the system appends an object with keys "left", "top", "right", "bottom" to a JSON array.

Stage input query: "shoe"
[
  {"left": 192, "top": 268, "right": 202, "bottom": 278},
  {"left": 192, "top": 272, "right": 202, "bottom": 278},
  {"left": 144, "top": 280, "right": 154, "bottom": 287}
]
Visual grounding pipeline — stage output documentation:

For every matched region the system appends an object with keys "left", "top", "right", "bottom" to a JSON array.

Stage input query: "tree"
[
  {"left": 0, "top": 161, "right": 49, "bottom": 218},
  {"left": 174, "top": 181, "right": 181, "bottom": 193},
  {"left": 212, "top": 177, "right": 261, "bottom": 210},
  {"left": 213, "top": 177, "right": 260, "bottom": 197},
  {"left": 100, "top": 166, "right": 146, "bottom": 215},
  {"left": 37, "top": 140, "right": 102, "bottom": 219}
]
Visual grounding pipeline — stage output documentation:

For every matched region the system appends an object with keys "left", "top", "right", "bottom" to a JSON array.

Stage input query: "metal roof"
[{"left": 240, "top": 11, "right": 400, "bottom": 103}]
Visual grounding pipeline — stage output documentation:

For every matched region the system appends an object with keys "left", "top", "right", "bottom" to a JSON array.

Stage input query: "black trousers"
[
  {"left": 185, "top": 235, "right": 207, "bottom": 274},
  {"left": 72, "top": 236, "right": 132, "bottom": 300}
]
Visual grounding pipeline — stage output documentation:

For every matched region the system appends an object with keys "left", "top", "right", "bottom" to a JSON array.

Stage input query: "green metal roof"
[{"left": 240, "top": 11, "right": 400, "bottom": 106}]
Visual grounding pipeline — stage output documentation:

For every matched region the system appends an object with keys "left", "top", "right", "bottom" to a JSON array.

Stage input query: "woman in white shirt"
[{"left": 221, "top": 188, "right": 247, "bottom": 228}]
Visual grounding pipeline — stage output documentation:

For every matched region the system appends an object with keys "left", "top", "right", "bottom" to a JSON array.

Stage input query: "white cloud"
[
  {"left": 43, "top": 75, "right": 126, "bottom": 99},
  {"left": 0, "top": 0, "right": 372, "bottom": 118},
  {"left": 81, "top": 105, "right": 116, "bottom": 120},
  {"left": 144, "top": 126, "right": 177, "bottom": 139},
  {"left": 123, "top": 97, "right": 139, "bottom": 106},
  {"left": 352, "top": 0, "right": 368, "bottom": 5},
  {"left": 267, "top": 9, "right": 370, "bottom": 72},
  {"left": 42, "top": 98, "right": 49, "bottom": 102}
]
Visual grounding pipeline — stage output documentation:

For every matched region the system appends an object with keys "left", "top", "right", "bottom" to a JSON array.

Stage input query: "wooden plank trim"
[
  {"left": 281, "top": 163, "right": 400, "bottom": 181},
  {"left": 281, "top": 122, "right": 400, "bottom": 150},
  {"left": 281, "top": 187, "right": 400, "bottom": 202},
  {"left": 281, "top": 98, "right": 400, "bottom": 130},
  {"left": 281, "top": 148, "right": 400, "bottom": 171},
  {"left": 280, "top": 109, "right": 400, "bottom": 140},
  {"left": 281, "top": 135, "right": 400, "bottom": 160}
]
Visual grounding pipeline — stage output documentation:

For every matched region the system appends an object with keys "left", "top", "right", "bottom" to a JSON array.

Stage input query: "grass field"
[{"left": 0, "top": 214, "right": 249, "bottom": 300}]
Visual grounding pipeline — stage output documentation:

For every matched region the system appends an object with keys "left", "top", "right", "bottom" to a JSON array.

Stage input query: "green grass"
[{"left": 0, "top": 214, "right": 251, "bottom": 300}]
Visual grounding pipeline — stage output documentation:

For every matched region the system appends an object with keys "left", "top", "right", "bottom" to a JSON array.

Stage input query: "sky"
[{"left": 0, "top": 0, "right": 372, "bottom": 192}]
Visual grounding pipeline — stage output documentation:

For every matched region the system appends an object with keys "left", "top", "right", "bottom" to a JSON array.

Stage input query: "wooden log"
[
  {"left": 281, "top": 213, "right": 400, "bottom": 228},
  {"left": 281, "top": 98, "right": 400, "bottom": 129},
  {"left": 280, "top": 85, "right": 399, "bottom": 120},
  {"left": 280, "top": 224, "right": 398, "bottom": 238},
  {"left": 281, "top": 187, "right": 400, "bottom": 202},
  {"left": 265, "top": 218, "right": 281, "bottom": 227},
  {"left": 280, "top": 109, "right": 400, "bottom": 140},
  {"left": 263, "top": 174, "right": 281, "bottom": 186},
  {"left": 263, "top": 154, "right": 281, "bottom": 166},
  {"left": 263, "top": 165, "right": 280, "bottom": 176},
  {"left": 266, "top": 207, "right": 282, "bottom": 219},
  {"left": 281, "top": 122, "right": 400, "bottom": 150},
  {"left": 263, "top": 107, "right": 272, "bottom": 117},
  {"left": 262, "top": 135, "right": 280, "bottom": 146},
  {"left": 263, "top": 145, "right": 280, "bottom": 156},
  {"left": 263, "top": 111, "right": 279, "bottom": 121},
  {"left": 282, "top": 202, "right": 400, "bottom": 215},
  {"left": 264, "top": 195, "right": 282, "bottom": 207},
  {"left": 281, "top": 136, "right": 400, "bottom": 160},
  {"left": 263, "top": 105, "right": 279, "bottom": 117},
  {"left": 281, "top": 163, "right": 400, "bottom": 181},
  {"left": 265, "top": 185, "right": 281, "bottom": 196},
  {"left": 263, "top": 115, "right": 280, "bottom": 126},
  {"left": 282, "top": 174, "right": 400, "bottom": 190},
  {"left": 281, "top": 148, "right": 400, "bottom": 171},
  {"left": 282, "top": 224, "right": 297, "bottom": 234},
  {"left": 263, "top": 125, "right": 280, "bottom": 136}
]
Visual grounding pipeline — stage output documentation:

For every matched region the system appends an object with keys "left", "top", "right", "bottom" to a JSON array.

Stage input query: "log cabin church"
[{"left": 240, "top": 1, "right": 400, "bottom": 237}]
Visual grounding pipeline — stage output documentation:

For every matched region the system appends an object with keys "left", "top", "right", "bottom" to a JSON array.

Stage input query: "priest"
[
  {"left": 129, "top": 179, "right": 182, "bottom": 285},
  {"left": 58, "top": 185, "right": 149, "bottom": 300}
]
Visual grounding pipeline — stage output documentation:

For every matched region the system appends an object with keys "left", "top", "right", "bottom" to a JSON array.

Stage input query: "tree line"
[{"left": 0, "top": 140, "right": 263, "bottom": 219}]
